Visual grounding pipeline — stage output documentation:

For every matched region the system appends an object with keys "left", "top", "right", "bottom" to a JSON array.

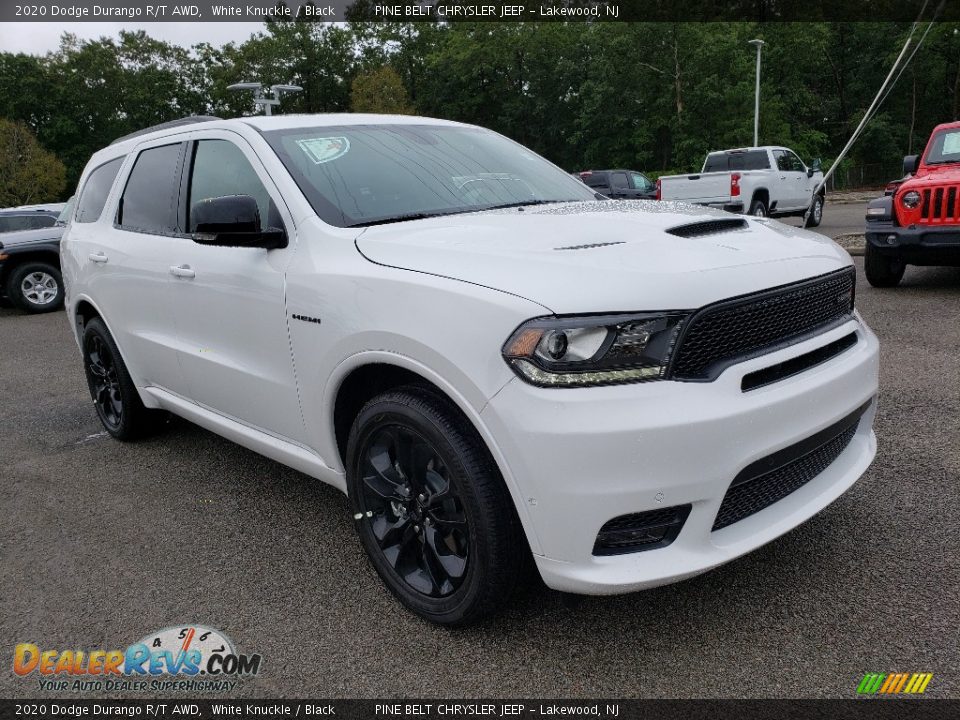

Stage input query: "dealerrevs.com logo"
[
  {"left": 857, "top": 672, "right": 934, "bottom": 696},
  {"left": 13, "top": 625, "right": 262, "bottom": 693}
]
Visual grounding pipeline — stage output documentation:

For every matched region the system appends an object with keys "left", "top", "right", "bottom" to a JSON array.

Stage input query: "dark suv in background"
[
  {"left": 0, "top": 202, "right": 71, "bottom": 313},
  {"left": 577, "top": 169, "right": 657, "bottom": 200}
]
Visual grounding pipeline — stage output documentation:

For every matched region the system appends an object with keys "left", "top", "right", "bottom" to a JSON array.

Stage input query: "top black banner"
[{"left": 2, "top": 0, "right": 959, "bottom": 23}]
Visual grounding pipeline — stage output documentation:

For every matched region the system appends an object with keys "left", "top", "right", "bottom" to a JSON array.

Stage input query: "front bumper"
[
  {"left": 866, "top": 219, "right": 960, "bottom": 265},
  {"left": 481, "top": 317, "right": 879, "bottom": 595}
]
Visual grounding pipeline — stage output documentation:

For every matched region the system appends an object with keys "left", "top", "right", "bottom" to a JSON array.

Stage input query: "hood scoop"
[
  {"left": 667, "top": 218, "right": 748, "bottom": 238},
  {"left": 554, "top": 241, "right": 626, "bottom": 251}
]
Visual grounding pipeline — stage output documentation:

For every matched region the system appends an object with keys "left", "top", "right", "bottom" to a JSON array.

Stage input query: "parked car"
[
  {"left": 578, "top": 169, "right": 657, "bottom": 199},
  {"left": 0, "top": 200, "right": 72, "bottom": 313},
  {"left": 62, "top": 114, "right": 878, "bottom": 625},
  {"left": 0, "top": 205, "right": 64, "bottom": 234},
  {"left": 657, "top": 146, "right": 825, "bottom": 226},
  {"left": 864, "top": 121, "right": 960, "bottom": 287}
]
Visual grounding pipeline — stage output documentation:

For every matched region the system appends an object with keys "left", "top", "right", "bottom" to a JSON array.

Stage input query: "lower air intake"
[{"left": 593, "top": 504, "right": 691, "bottom": 556}]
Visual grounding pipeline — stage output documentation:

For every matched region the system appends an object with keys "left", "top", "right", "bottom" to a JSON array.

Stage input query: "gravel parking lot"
[{"left": 1, "top": 256, "right": 958, "bottom": 699}]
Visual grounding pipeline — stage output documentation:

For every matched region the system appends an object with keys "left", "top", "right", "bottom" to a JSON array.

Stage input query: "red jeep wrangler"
[{"left": 865, "top": 121, "right": 960, "bottom": 287}]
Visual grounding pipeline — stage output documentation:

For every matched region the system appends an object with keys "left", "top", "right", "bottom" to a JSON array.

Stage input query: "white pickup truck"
[{"left": 656, "top": 146, "right": 825, "bottom": 227}]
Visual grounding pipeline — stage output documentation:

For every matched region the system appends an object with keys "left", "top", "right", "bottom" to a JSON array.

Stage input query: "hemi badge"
[{"left": 292, "top": 313, "right": 322, "bottom": 325}]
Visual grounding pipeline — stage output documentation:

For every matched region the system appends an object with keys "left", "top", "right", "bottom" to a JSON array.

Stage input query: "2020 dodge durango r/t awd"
[{"left": 61, "top": 114, "right": 879, "bottom": 625}]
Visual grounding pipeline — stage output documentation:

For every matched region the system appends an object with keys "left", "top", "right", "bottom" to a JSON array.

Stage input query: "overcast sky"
[{"left": 0, "top": 22, "right": 265, "bottom": 55}]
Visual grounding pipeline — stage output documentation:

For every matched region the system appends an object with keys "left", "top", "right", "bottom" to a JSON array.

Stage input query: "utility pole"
[
  {"left": 748, "top": 39, "right": 765, "bottom": 147},
  {"left": 227, "top": 83, "right": 303, "bottom": 115}
]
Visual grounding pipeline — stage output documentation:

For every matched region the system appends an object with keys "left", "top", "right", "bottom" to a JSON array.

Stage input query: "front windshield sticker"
[
  {"left": 941, "top": 132, "right": 960, "bottom": 156},
  {"left": 296, "top": 136, "right": 350, "bottom": 164}
]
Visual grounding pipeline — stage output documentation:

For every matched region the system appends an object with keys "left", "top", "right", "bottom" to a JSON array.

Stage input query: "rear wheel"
[
  {"left": 82, "top": 318, "right": 166, "bottom": 440},
  {"left": 7, "top": 262, "right": 64, "bottom": 313},
  {"left": 748, "top": 198, "right": 768, "bottom": 217},
  {"left": 346, "top": 386, "right": 524, "bottom": 626},
  {"left": 864, "top": 243, "right": 906, "bottom": 287}
]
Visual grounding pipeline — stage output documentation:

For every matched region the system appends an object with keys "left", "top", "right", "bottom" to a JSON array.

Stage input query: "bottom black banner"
[{"left": 1, "top": 700, "right": 958, "bottom": 720}]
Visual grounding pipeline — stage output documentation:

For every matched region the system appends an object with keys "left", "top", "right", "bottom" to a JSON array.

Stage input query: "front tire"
[
  {"left": 804, "top": 194, "right": 824, "bottom": 228},
  {"left": 346, "top": 386, "right": 524, "bottom": 626},
  {"left": 82, "top": 318, "right": 166, "bottom": 440},
  {"left": 7, "top": 262, "right": 64, "bottom": 313},
  {"left": 864, "top": 243, "right": 906, "bottom": 288}
]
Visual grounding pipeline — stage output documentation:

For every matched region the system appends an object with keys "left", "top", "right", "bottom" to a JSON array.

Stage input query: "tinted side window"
[
  {"left": 118, "top": 144, "right": 183, "bottom": 234},
  {"left": 187, "top": 140, "right": 281, "bottom": 232},
  {"left": 0, "top": 217, "right": 23, "bottom": 233},
  {"left": 786, "top": 151, "right": 805, "bottom": 172},
  {"left": 583, "top": 173, "right": 609, "bottom": 189},
  {"left": 774, "top": 150, "right": 790, "bottom": 172},
  {"left": 76, "top": 158, "right": 124, "bottom": 223},
  {"left": 610, "top": 172, "right": 629, "bottom": 189},
  {"left": 27, "top": 215, "right": 56, "bottom": 229}
]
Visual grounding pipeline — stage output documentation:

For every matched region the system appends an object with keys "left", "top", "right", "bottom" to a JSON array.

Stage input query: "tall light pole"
[{"left": 748, "top": 39, "right": 765, "bottom": 147}]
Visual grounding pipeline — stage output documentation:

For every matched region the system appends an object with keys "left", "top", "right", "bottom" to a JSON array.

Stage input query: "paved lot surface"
[
  {"left": 1, "top": 257, "right": 958, "bottom": 699},
  {"left": 781, "top": 199, "right": 867, "bottom": 239}
]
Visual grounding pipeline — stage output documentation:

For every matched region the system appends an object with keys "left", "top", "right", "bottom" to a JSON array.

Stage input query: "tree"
[
  {"left": 351, "top": 65, "right": 415, "bottom": 114},
  {"left": 0, "top": 119, "right": 66, "bottom": 206}
]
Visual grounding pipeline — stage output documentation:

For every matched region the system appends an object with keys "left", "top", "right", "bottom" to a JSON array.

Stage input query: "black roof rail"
[{"left": 110, "top": 116, "right": 222, "bottom": 145}]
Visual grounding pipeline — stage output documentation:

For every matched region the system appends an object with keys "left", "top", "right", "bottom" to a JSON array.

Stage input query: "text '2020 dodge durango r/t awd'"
[{"left": 61, "top": 114, "right": 879, "bottom": 625}]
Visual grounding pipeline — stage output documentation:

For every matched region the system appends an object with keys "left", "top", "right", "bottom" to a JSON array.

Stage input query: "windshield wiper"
[
  {"left": 348, "top": 211, "right": 458, "bottom": 228},
  {"left": 478, "top": 200, "right": 566, "bottom": 211}
]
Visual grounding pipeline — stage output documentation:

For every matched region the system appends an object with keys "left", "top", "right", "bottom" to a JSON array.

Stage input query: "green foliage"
[
  {"left": 351, "top": 66, "right": 415, "bottom": 114},
  {"left": 0, "top": 119, "right": 66, "bottom": 206},
  {"left": 1, "top": 21, "right": 958, "bottom": 199}
]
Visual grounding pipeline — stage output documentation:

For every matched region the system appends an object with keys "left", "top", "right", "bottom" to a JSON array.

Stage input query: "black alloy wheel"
[
  {"left": 81, "top": 318, "right": 167, "bottom": 440},
  {"left": 346, "top": 386, "right": 524, "bottom": 625},
  {"left": 358, "top": 424, "right": 469, "bottom": 598},
  {"left": 85, "top": 333, "right": 124, "bottom": 430}
]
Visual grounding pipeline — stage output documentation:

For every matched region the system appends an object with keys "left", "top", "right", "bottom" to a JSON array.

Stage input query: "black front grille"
[
  {"left": 669, "top": 268, "right": 855, "bottom": 380},
  {"left": 712, "top": 402, "right": 869, "bottom": 531}
]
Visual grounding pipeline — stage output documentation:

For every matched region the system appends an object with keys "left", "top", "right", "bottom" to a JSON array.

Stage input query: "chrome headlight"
[
  {"left": 901, "top": 190, "right": 921, "bottom": 209},
  {"left": 502, "top": 313, "right": 687, "bottom": 388}
]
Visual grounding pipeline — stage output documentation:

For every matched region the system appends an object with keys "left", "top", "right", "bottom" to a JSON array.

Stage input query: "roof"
[
  {"left": 108, "top": 113, "right": 468, "bottom": 149},
  {"left": 239, "top": 113, "right": 466, "bottom": 131}
]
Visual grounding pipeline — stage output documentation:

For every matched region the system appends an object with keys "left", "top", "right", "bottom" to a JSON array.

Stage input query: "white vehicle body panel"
[{"left": 61, "top": 114, "right": 877, "bottom": 596}]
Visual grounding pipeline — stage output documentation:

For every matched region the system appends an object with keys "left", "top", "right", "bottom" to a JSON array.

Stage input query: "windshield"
[
  {"left": 925, "top": 129, "right": 960, "bottom": 165},
  {"left": 57, "top": 196, "right": 75, "bottom": 225},
  {"left": 263, "top": 124, "right": 597, "bottom": 227}
]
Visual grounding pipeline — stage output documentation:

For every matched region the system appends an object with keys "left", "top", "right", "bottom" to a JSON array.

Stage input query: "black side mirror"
[
  {"left": 903, "top": 155, "right": 919, "bottom": 176},
  {"left": 191, "top": 195, "right": 287, "bottom": 250},
  {"left": 807, "top": 167, "right": 815, "bottom": 178}
]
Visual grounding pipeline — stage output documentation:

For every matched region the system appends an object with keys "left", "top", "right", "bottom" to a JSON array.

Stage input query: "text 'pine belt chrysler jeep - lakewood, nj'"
[
  {"left": 865, "top": 120, "right": 960, "bottom": 287},
  {"left": 61, "top": 114, "right": 879, "bottom": 625}
]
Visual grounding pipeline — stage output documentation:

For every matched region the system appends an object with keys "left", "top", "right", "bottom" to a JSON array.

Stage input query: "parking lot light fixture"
[{"left": 227, "top": 82, "right": 303, "bottom": 115}]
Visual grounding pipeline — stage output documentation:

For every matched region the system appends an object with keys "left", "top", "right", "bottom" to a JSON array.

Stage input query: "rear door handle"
[
  {"left": 88, "top": 252, "right": 108, "bottom": 264},
  {"left": 169, "top": 265, "right": 195, "bottom": 279}
]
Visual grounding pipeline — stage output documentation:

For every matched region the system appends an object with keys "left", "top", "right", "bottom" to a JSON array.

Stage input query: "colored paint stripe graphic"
[{"left": 857, "top": 673, "right": 933, "bottom": 694}]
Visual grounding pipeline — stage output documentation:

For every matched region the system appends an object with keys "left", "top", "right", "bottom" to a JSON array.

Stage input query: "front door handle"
[
  {"left": 169, "top": 265, "right": 196, "bottom": 279},
  {"left": 88, "top": 252, "right": 108, "bottom": 264}
]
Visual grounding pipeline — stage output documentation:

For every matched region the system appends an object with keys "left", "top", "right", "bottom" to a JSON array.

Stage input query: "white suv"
[{"left": 62, "top": 114, "right": 879, "bottom": 625}]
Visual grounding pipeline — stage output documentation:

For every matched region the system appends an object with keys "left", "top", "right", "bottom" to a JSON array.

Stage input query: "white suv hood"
[{"left": 355, "top": 201, "right": 851, "bottom": 314}]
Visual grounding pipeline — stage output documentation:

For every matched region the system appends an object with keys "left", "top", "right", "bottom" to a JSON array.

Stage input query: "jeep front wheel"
[{"left": 864, "top": 243, "right": 906, "bottom": 288}]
